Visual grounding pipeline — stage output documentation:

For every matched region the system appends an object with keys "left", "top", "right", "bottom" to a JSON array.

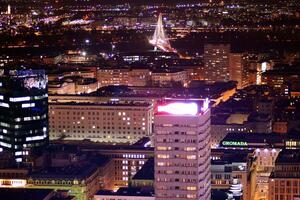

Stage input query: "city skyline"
[{"left": 0, "top": 0, "right": 299, "bottom": 200}]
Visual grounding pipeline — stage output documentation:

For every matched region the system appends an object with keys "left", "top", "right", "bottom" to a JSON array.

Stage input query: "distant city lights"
[{"left": 81, "top": 51, "right": 87, "bottom": 56}]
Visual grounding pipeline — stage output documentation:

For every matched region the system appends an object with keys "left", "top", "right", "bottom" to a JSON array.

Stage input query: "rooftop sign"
[
  {"left": 158, "top": 102, "right": 198, "bottom": 115},
  {"left": 222, "top": 141, "right": 248, "bottom": 146}
]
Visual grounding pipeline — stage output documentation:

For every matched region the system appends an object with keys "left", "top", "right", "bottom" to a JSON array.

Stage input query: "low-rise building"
[
  {"left": 129, "top": 69, "right": 151, "bottom": 87},
  {"left": 151, "top": 69, "right": 188, "bottom": 87},
  {"left": 54, "top": 50, "right": 98, "bottom": 64},
  {"left": 211, "top": 113, "right": 272, "bottom": 148},
  {"left": 97, "top": 68, "right": 130, "bottom": 87},
  {"left": 211, "top": 149, "right": 251, "bottom": 200},
  {"left": 49, "top": 102, "right": 153, "bottom": 143},
  {"left": 27, "top": 164, "right": 100, "bottom": 200}
]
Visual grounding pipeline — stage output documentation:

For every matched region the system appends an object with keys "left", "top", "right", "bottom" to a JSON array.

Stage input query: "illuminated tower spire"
[
  {"left": 7, "top": 4, "right": 11, "bottom": 15},
  {"left": 149, "top": 13, "right": 176, "bottom": 53}
]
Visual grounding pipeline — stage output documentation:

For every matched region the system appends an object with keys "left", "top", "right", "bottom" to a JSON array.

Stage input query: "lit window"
[
  {"left": 22, "top": 103, "right": 35, "bottom": 108},
  {"left": 157, "top": 162, "right": 165, "bottom": 166},
  {"left": 187, "top": 155, "right": 196, "bottom": 160},
  {"left": 185, "top": 147, "right": 196, "bottom": 151},
  {"left": 9, "top": 97, "right": 30, "bottom": 102},
  {"left": 157, "top": 154, "right": 169, "bottom": 159},
  {"left": 0, "top": 102, "right": 9, "bottom": 108},
  {"left": 187, "top": 186, "right": 197, "bottom": 191}
]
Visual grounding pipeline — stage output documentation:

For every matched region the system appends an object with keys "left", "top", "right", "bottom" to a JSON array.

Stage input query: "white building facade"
[{"left": 49, "top": 102, "right": 153, "bottom": 143}]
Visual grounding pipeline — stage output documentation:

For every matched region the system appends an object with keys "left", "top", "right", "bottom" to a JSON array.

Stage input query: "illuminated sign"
[
  {"left": 222, "top": 141, "right": 248, "bottom": 146},
  {"left": 158, "top": 102, "right": 198, "bottom": 115}
]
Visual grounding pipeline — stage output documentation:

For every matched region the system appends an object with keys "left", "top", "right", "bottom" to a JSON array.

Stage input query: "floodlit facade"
[{"left": 154, "top": 100, "right": 211, "bottom": 200}]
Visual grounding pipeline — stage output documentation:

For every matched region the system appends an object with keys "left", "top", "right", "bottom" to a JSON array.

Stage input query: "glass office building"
[{"left": 0, "top": 68, "right": 48, "bottom": 163}]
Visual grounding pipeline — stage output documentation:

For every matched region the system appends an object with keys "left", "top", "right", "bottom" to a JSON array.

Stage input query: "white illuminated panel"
[
  {"left": 0, "top": 141, "right": 11, "bottom": 148},
  {"left": 0, "top": 122, "right": 9, "bottom": 127},
  {"left": 26, "top": 134, "right": 47, "bottom": 141},
  {"left": 0, "top": 95, "right": 3, "bottom": 100},
  {"left": 0, "top": 102, "right": 9, "bottom": 108},
  {"left": 9, "top": 96, "right": 30, "bottom": 102},
  {"left": 21, "top": 103, "right": 35, "bottom": 108},
  {"left": 158, "top": 102, "right": 198, "bottom": 115}
]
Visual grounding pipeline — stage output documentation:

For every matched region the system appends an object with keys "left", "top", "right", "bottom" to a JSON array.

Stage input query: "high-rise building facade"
[
  {"left": 204, "top": 43, "right": 230, "bottom": 82},
  {"left": 229, "top": 53, "right": 249, "bottom": 89},
  {"left": 154, "top": 100, "right": 211, "bottom": 200},
  {"left": 0, "top": 68, "right": 48, "bottom": 162}
]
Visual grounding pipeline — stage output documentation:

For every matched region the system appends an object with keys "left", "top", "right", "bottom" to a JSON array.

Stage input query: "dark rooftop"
[
  {"left": 211, "top": 149, "right": 250, "bottom": 165},
  {"left": 270, "top": 150, "right": 300, "bottom": 179},
  {"left": 0, "top": 188, "right": 53, "bottom": 200},
  {"left": 212, "top": 189, "right": 242, "bottom": 200},
  {"left": 50, "top": 140, "right": 154, "bottom": 152},
  {"left": 49, "top": 101, "right": 152, "bottom": 107},
  {"left": 29, "top": 164, "right": 98, "bottom": 180},
  {"left": 220, "top": 132, "right": 289, "bottom": 148},
  {"left": 275, "top": 149, "right": 300, "bottom": 164},
  {"left": 96, "top": 187, "right": 154, "bottom": 197},
  {"left": 132, "top": 158, "right": 154, "bottom": 180}
]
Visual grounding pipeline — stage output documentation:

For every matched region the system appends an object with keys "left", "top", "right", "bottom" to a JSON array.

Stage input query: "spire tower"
[{"left": 149, "top": 13, "right": 176, "bottom": 53}]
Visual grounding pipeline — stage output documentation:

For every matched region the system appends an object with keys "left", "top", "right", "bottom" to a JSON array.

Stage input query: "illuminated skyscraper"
[
  {"left": 229, "top": 53, "right": 249, "bottom": 89},
  {"left": 154, "top": 100, "right": 211, "bottom": 200},
  {"left": 204, "top": 43, "right": 230, "bottom": 82},
  {"left": 0, "top": 68, "right": 48, "bottom": 163}
]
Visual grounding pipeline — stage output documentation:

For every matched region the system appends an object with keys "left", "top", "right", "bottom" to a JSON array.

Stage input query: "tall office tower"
[
  {"left": 0, "top": 68, "right": 48, "bottom": 163},
  {"left": 204, "top": 43, "right": 230, "bottom": 82},
  {"left": 154, "top": 100, "right": 211, "bottom": 200},
  {"left": 229, "top": 53, "right": 249, "bottom": 89}
]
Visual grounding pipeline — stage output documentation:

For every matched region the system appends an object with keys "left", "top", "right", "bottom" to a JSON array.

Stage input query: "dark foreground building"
[{"left": 0, "top": 67, "right": 48, "bottom": 163}]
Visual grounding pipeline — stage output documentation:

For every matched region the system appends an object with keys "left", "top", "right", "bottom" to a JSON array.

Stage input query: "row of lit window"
[{"left": 157, "top": 154, "right": 197, "bottom": 159}]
